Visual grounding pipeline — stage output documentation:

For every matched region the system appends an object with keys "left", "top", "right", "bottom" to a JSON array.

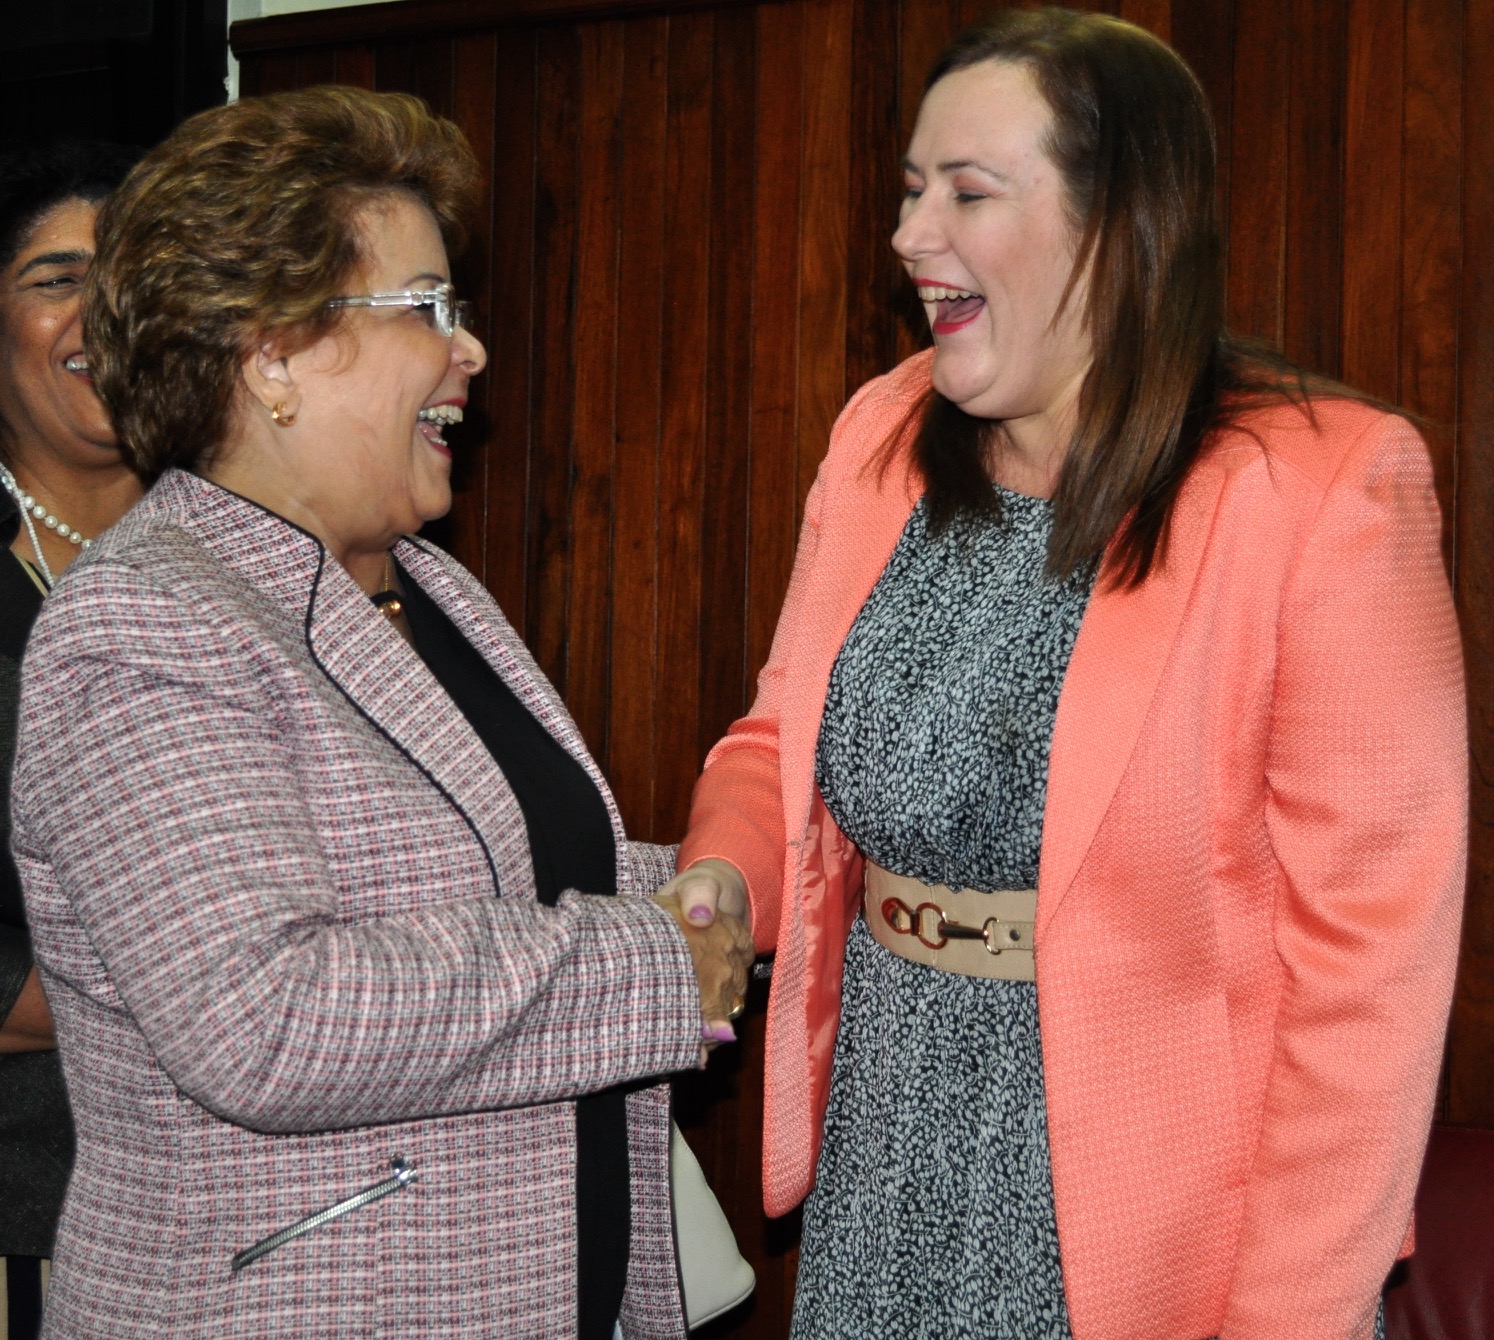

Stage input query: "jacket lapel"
[
  {"left": 302, "top": 546, "right": 539, "bottom": 897},
  {"left": 394, "top": 539, "right": 631, "bottom": 859},
  {"left": 1037, "top": 454, "right": 1232, "bottom": 935},
  {"left": 780, "top": 456, "right": 923, "bottom": 843}
]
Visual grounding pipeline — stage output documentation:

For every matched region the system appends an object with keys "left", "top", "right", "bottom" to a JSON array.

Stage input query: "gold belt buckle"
[
  {"left": 881, "top": 897, "right": 1030, "bottom": 955},
  {"left": 880, "top": 897, "right": 949, "bottom": 949}
]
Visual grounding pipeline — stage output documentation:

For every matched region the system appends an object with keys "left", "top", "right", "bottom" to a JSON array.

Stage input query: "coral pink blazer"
[{"left": 680, "top": 351, "right": 1467, "bottom": 1339}]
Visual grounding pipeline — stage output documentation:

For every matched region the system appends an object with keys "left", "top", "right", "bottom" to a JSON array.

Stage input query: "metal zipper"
[{"left": 231, "top": 1156, "right": 419, "bottom": 1272}]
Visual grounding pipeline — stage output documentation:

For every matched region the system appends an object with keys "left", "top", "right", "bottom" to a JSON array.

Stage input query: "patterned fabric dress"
[
  {"left": 793, "top": 490, "right": 1391, "bottom": 1340},
  {"left": 793, "top": 489, "right": 1092, "bottom": 1340}
]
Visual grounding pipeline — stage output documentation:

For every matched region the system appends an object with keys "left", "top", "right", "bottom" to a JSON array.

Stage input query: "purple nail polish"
[
  {"left": 687, "top": 906, "right": 712, "bottom": 924},
  {"left": 699, "top": 1023, "right": 737, "bottom": 1043}
]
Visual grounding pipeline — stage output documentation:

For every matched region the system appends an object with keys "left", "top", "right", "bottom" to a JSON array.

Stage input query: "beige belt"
[{"left": 864, "top": 862, "right": 1037, "bottom": 982}]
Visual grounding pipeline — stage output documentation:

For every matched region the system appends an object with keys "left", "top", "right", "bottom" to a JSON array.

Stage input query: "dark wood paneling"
[
  {"left": 697, "top": 5, "right": 757, "bottom": 755},
  {"left": 1169, "top": 0, "right": 1234, "bottom": 255},
  {"left": 1401, "top": 0, "right": 1462, "bottom": 541},
  {"left": 444, "top": 31, "right": 498, "bottom": 580},
  {"left": 608, "top": 17, "right": 670, "bottom": 836},
  {"left": 527, "top": 25, "right": 583, "bottom": 695},
  {"left": 232, "top": 0, "right": 1494, "bottom": 1331},
  {"left": 744, "top": 0, "right": 806, "bottom": 692},
  {"left": 232, "top": 0, "right": 763, "bottom": 51},
  {"left": 1453, "top": 0, "right": 1494, "bottom": 1131},
  {"left": 566, "top": 21, "right": 626, "bottom": 757},
  {"left": 332, "top": 42, "right": 376, "bottom": 86},
  {"left": 1342, "top": 0, "right": 1404, "bottom": 405},
  {"left": 845, "top": 0, "right": 901, "bottom": 408},
  {"left": 794, "top": 0, "right": 850, "bottom": 517},
  {"left": 1281, "top": 0, "right": 1347, "bottom": 374},
  {"left": 1225, "top": 0, "right": 1290, "bottom": 345},
  {"left": 482, "top": 27, "right": 538, "bottom": 628},
  {"left": 654, "top": 12, "right": 715, "bottom": 838}
]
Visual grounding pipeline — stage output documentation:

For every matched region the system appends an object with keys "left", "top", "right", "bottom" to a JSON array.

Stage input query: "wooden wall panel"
[
  {"left": 1225, "top": 2, "right": 1291, "bottom": 345},
  {"left": 1282, "top": 0, "right": 1347, "bottom": 373},
  {"left": 744, "top": 1, "right": 805, "bottom": 688},
  {"left": 1454, "top": 0, "right": 1494, "bottom": 1133},
  {"left": 231, "top": 0, "right": 1494, "bottom": 1332},
  {"left": 528, "top": 25, "right": 582, "bottom": 697},
  {"left": 655, "top": 12, "right": 716, "bottom": 837},
  {"left": 795, "top": 0, "right": 852, "bottom": 519},
  {"left": 567, "top": 22, "right": 626, "bottom": 757},
  {"left": 1343, "top": 0, "right": 1404, "bottom": 404},
  {"left": 482, "top": 28, "right": 538, "bottom": 622},
  {"left": 609, "top": 17, "right": 670, "bottom": 836},
  {"left": 1403, "top": 0, "right": 1463, "bottom": 541},
  {"left": 698, "top": 7, "right": 757, "bottom": 759},
  {"left": 445, "top": 32, "right": 499, "bottom": 576}
]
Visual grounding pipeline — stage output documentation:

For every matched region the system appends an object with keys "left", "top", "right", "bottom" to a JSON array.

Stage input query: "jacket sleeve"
[
  {"left": 1221, "top": 415, "right": 1467, "bottom": 1337},
  {"left": 621, "top": 841, "right": 679, "bottom": 895},
  {"left": 11, "top": 564, "right": 701, "bottom": 1135}
]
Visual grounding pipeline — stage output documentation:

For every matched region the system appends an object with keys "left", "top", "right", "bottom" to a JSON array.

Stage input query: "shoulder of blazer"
[
  {"left": 23, "top": 483, "right": 321, "bottom": 698},
  {"left": 1207, "top": 396, "right": 1419, "bottom": 498},
  {"left": 817, "top": 349, "right": 935, "bottom": 492}
]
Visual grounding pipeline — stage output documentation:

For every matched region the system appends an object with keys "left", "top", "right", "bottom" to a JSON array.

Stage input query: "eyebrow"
[
  {"left": 16, "top": 249, "right": 91, "bottom": 278},
  {"left": 403, "top": 271, "right": 449, "bottom": 287},
  {"left": 901, "top": 157, "right": 1013, "bottom": 184}
]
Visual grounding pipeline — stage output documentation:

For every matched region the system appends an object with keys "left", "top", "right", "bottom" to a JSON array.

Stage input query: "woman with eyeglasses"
[{"left": 8, "top": 87, "right": 750, "bottom": 1340}]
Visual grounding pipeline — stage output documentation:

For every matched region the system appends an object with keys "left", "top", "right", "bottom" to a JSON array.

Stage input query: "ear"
[{"left": 240, "top": 341, "right": 302, "bottom": 424}]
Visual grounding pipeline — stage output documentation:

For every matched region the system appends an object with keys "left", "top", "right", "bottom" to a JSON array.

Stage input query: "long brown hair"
[{"left": 905, "top": 9, "right": 1318, "bottom": 587}]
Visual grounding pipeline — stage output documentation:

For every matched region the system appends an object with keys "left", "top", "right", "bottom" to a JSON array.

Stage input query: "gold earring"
[{"left": 271, "top": 402, "right": 296, "bottom": 427}]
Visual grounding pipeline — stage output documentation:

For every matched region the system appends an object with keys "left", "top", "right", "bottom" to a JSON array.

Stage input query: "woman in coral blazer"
[{"left": 669, "top": 11, "right": 1466, "bottom": 1340}]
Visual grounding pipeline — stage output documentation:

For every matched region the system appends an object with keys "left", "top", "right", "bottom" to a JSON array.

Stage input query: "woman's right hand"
[{"left": 652, "top": 883, "right": 753, "bottom": 1060}]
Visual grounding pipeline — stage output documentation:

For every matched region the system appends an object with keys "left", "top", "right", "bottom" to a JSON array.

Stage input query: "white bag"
[{"left": 671, "top": 1122, "right": 756, "bottom": 1328}]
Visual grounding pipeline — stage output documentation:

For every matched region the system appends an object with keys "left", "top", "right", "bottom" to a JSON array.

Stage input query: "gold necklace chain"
[{"left": 370, "top": 552, "right": 404, "bottom": 621}]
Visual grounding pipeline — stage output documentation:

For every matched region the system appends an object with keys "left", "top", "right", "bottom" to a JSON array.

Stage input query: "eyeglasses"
[{"left": 327, "top": 282, "right": 474, "bottom": 337}]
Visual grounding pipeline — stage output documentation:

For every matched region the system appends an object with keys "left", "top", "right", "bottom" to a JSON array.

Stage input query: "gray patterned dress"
[
  {"left": 793, "top": 489, "right": 1091, "bottom": 1340},
  {"left": 792, "top": 491, "right": 1390, "bottom": 1340}
]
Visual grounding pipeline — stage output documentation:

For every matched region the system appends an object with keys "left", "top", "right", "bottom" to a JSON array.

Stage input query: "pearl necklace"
[{"left": 0, "top": 463, "right": 92, "bottom": 588}]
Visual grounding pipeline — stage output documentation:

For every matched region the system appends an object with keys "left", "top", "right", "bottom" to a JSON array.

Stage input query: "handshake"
[{"left": 652, "top": 859, "right": 755, "bottom": 1064}]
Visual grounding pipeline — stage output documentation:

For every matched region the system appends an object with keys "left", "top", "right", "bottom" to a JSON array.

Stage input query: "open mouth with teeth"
[
  {"left": 63, "top": 354, "right": 91, "bottom": 378},
  {"left": 417, "top": 403, "right": 463, "bottom": 449},
  {"left": 915, "top": 283, "right": 986, "bottom": 335}
]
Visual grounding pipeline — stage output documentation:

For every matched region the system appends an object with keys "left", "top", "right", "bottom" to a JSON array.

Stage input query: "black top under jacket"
[{"left": 397, "top": 562, "right": 630, "bottom": 1340}]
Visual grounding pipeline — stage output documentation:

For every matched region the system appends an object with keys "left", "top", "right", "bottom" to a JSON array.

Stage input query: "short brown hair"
[
  {"left": 904, "top": 9, "right": 1311, "bottom": 586},
  {"left": 84, "top": 86, "right": 481, "bottom": 479}
]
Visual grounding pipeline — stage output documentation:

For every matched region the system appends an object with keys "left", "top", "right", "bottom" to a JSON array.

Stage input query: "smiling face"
[
  {"left": 246, "top": 191, "right": 486, "bottom": 557},
  {"left": 0, "top": 197, "right": 118, "bottom": 470},
  {"left": 893, "top": 60, "right": 1092, "bottom": 445}
]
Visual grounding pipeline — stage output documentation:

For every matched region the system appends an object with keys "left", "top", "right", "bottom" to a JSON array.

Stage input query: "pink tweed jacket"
[
  {"left": 11, "top": 470, "right": 700, "bottom": 1339},
  {"left": 680, "top": 351, "right": 1468, "bottom": 1339}
]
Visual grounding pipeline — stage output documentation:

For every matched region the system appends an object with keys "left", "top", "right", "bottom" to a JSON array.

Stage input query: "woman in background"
[
  {"left": 0, "top": 138, "right": 141, "bottom": 1340},
  {"left": 668, "top": 10, "right": 1465, "bottom": 1338},
  {"left": 12, "top": 88, "right": 750, "bottom": 1339}
]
